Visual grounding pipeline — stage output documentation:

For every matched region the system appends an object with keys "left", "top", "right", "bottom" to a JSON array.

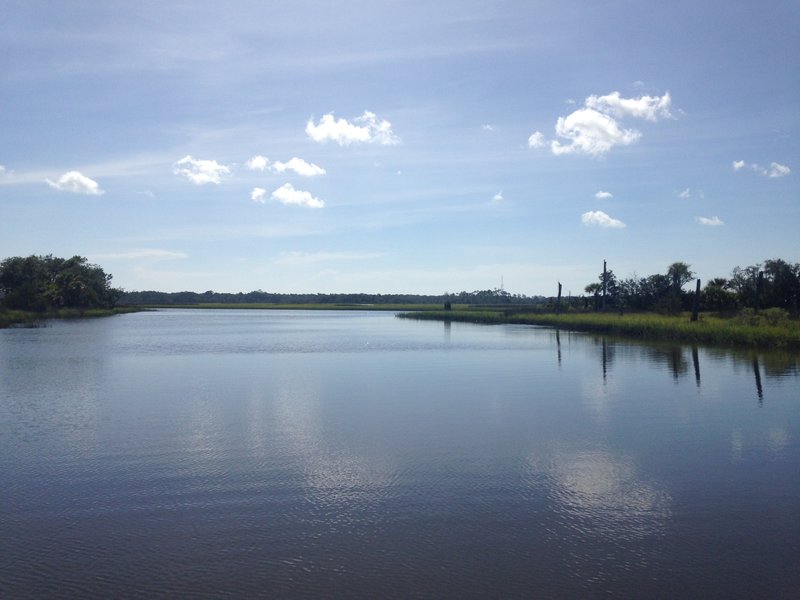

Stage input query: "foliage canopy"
[{"left": 0, "top": 255, "right": 121, "bottom": 312}]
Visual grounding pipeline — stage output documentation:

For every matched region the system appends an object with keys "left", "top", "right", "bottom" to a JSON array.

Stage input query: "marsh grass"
[
  {"left": 398, "top": 309, "right": 800, "bottom": 350},
  {"left": 0, "top": 306, "right": 142, "bottom": 329}
]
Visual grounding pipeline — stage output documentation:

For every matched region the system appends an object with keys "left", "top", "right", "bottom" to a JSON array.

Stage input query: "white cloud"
[
  {"left": 548, "top": 91, "right": 672, "bottom": 157},
  {"left": 271, "top": 183, "right": 324, "bottom": 208},
  {"left": 734, "top": 160, "right": 790, "bottom": 178},
  {"left": 581, "top": 210, "right": 626, "bottom": 228},
  {"left": 768, "top": 162, "right": 791, "bottom": 178},
  {"left": 45, "top": 170, "right": 105, "bottom": 195},
  {"left": 0, "top": 165, "right": 6, "bottom": 175},
  {"left": 585, "top": 91, "right": 672, "bottom": 121},
  {"left": 246, "top": 155, "right": 270, "bottom": 171},
  {"left": 272, "top": 157, "right": 326, "bottom": 177},
  {"left": 679, "top": 188, "right": 691, "bottom": 199},
  {"left": 595, "top": 190, "right": 613, "bottom": 199},
  {"left": 527, "top": 131, "right": 546, "bottom": 148},
  {"left": 492, "top": 191, "right": 504, "bottom": 202},
  {"left": 551, "top": 108, "right": 641, "bottom": 156},
  {"left": 482, "top": 124, "right": 495, "bottom": 132},
  {"left": 305, "top": 111, "right": 399, "bottom": 146},
  {"left": 250, "top": 187, "right": 267, "bottom": 203},
  {"left": 173, "top": 155, "right": 230, "bottom": 184},
  {"left": 91, "top": 249, "right": 187, "bottom": 261},
  {"left": 696, "top": 216, "right": 724, "bottom": 226}
]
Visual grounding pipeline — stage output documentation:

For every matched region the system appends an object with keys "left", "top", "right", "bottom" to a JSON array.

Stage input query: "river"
[{"left": 1, "top": 309, "right": 797, "bottom": 598}]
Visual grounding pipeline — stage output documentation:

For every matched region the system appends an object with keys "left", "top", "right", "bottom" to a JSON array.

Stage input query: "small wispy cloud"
[
  {"left": 595, "top": 190, "right": 613, "bottom": 199},
  {"left": 245, "top": 155, "right": 270, "bottom": 171},
  {"left": 274, "top": 251, "right": 385, "bottom": 266},
  {"left": 581, "top": 210, "right": 626, "bottom": 228},
  {"left": 696, "top": 216, "right": 724, "bottom": 226},
  {"left": 91, "top": 249, "right": 187, "bottom": 261},
  {"left": 492, "top": 191, "right": 504, "bottom": 202},
  {"left": 45, "top": 171, "right": 105, "bottom": 195},
  {"left": 306, "top": 111, "right": 399, "bottom": 146},
  {"left": 173, "top": 155, "right": 230, "bottom": 184},
  {"left": 679, "top": 188, "right": 691, "bottom": 199},
  {"left": 733, "top": 159, "right": 791, "bottom": 178},
  {"left": 250, "top": 187, "right": 267, "bottom": 203},
  {"left": 482, "top": 124, "right": 495, "bottom": 132},
  {"left": 768, "top": 162, "right": 791, "bottom": 178},
  {"left": 272, "top": 157, "right": 326, "bottom": 177},
  {"left": 527, "top": 131, "right": 546, "bottom": 148},
  {"left": 271, "top": 183, "right": 324, "bottom": 208}
]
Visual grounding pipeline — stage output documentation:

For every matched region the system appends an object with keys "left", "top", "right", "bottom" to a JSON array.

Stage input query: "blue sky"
[{"left": 1, "top": 1, "right": 797, "bottom": 296}]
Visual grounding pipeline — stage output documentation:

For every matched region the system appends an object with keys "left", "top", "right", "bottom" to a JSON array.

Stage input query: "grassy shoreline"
[
  {"left": 0, "top": 306, "right": 143, "bottom": 329},
  {"left": 397, "top": 309, "right": 800, "bottom": 351}
]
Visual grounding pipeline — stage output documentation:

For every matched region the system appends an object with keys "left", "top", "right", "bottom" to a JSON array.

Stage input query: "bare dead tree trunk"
[{"left": 691, "top": 278, "right": 700, "bottom": 322}]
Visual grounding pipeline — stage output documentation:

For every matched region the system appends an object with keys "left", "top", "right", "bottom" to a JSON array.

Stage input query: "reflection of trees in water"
[{"left": 582, "top": 334, "right": 798, "bottom": 403}]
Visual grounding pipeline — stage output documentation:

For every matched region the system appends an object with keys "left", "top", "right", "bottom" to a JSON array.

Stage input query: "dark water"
[{"left": 1, "top": 310, "right": 798, "bottom": 598}]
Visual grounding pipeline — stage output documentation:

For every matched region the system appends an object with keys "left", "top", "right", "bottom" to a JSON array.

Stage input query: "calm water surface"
[{"left": 1, "top": 310, "right": 798, "bottom": 598}]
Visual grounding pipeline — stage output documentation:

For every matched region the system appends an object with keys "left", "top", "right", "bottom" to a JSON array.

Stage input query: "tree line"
[
  {"left": 582, "top": 259, "right": 800, "bottom": 314},
  {"left": 0, "top": 255, "right": 121, "bottom": 312},
  {"left": 3, "top": 253, "right": 797, "bottom": 315},
  {"left": 117, "top": 288, "right": 544, "bottom": 306}
]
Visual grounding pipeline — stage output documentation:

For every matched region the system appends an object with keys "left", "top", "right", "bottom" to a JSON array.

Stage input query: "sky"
[{"left": 1, "top": 1, "right": 798, "bottom": 296}]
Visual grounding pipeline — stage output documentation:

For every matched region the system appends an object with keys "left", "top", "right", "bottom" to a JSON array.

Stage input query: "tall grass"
[
  {"left": 0, "top": 306, "right": 142, "bottom": 329},
  {"left": 398, "top": 309, "right": 800, "bottom": 350}
]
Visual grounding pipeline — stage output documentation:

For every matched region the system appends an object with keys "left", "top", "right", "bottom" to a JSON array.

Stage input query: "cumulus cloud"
[
  {"left": 696, "top": 216, "right": 724, "bottom": 226},
  {"left": 250, "top": 187, "right": 267, "bottom": 203},
  {"left": 271, "top": 183, "right": 324, "bottom": 208},
  {"left": 538, "top": 91, "right": 671, "bottom": 157},
  {"left": 45, "top": 171, "right": 105, "bottom": 195},
  {"left": 551, "top": 108, "right": 641, "bottom": 156},
  {"left": 733, "top": 159, "right": 791, "bottom": 178},
  {"left": 595, "top": 190, "right": 613, "bottom": 199},
  {"left": 306, "top": 111, "right": 399, "bottom": 146},
  {"left": 585, "top": 91, "right": 672, "bottom": 121},
  {"left": 246, "top": 155, "right": 270, "bottom": 171},
  {"left": 173, "top": 155, "right": 230, "bottom": 184},
  {"left": 527, "top": 131, "right": 546, "bottom": 148},
  {"left": 679, "top": 188, "right": 691, "bottom": 199},
  {"left": 492, "top": 191, "right": 504, "bottom": 202},
  {"left": 581, "top": 210, "right": 626, "bottom": 228},
  {"left": 272, "top": 157, "right": 326, "bottom": 176}
]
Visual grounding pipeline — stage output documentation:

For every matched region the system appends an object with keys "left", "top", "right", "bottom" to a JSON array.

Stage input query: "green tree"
[
  {"left": 667, "top": 262, "right": 694, "bottom": 291},
  {"left": 0, "top": 254, "right": 121, "bottom": 312}
]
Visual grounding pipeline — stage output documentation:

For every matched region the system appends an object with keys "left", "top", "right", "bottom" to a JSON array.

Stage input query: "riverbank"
[
  {"left": 397, "top": 309, "right": 800, "bottom": 350},
  {"left": 128, "top": 302, "right": 447, "bottom": 311},
  {"left": 0, "top": 306, "right": 143, "bottom": 329}
]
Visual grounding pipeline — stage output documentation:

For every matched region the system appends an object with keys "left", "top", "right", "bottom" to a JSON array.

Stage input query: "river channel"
[{"left": 1, "top": 309, "right": 797, "bottom": 598}]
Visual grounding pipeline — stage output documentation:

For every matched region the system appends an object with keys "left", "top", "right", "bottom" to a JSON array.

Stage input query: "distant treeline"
[
  {"left": 4, "top": 253, "right": 798, "bottom": 316},
  {"left": 118, "top": 288, "right": 545, "bottom": 306}
]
